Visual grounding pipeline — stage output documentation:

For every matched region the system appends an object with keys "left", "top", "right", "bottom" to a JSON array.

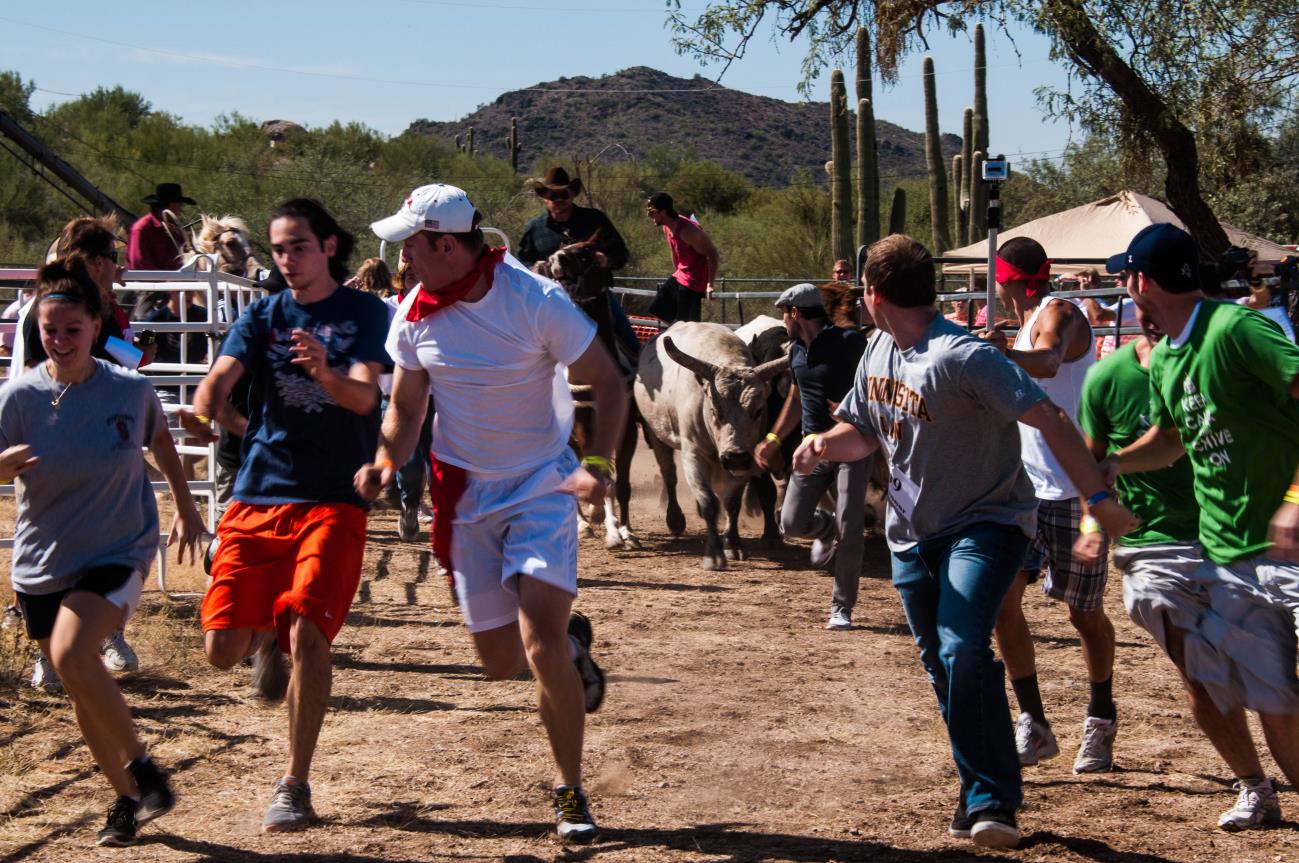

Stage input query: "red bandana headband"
[
  {"left": 406, "top": 246, "right": 507, "bottom": 321},
  {"left": 995, "top": 255, "right": 1053, "bottom": 297}
]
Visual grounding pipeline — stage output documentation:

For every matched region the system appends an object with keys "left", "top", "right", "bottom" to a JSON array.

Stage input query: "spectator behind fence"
[
  {"left": 645, "top": 192, "right": 719, "bottom": 324},
  {"left": 127, "top": 183, "right": 194, "bottom": 271}
]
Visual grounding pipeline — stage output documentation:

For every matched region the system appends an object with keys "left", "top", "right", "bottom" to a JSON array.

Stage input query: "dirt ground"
[{"left": 2, "top": 443, "right": 1299, "bottom": 863}]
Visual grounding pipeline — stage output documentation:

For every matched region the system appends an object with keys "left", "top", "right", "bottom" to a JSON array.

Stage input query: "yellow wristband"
[
  {"left": 1079, "top": 515, "right": 1102, "bottom": 535},
  {"left": 1285, "top": 492, "right": 1299, "bottom": 506},
  {"left": 193, "top": 413, "right": 212, "bottom": 426},
  {"left": 581, "top": 455, "right": 613, "bottom": 476},
  {"left": 765, "top": 432, "right": 780, "bottom": 444},
  {"left": 803, "top": 433, "right": 822, "bottom": 443}
]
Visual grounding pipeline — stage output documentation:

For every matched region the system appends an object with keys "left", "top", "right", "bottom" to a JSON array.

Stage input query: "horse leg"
[{"left": 609, "top": 406, "right": 642, "bottom": 549}]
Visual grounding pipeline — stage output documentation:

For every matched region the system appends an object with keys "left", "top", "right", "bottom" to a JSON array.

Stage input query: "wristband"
[
  {"left": 1085, "top": 489, "right": 1113, "bottom": 508},
  {"left": 192, "top": 413, "right": 212, "bottom": 427},
  {"left": 803, "top": 433, "right": 822, "bottom": 443},
  {"left": 376, "top": 458, "right": 394, "bottom": 472},
  {"left": 1079, "top": 514, "right": 1102, "bottom": 535},
  {"left": 581, "top": 455, "right": 613, "bottom": 476},
  {"left": 765, "top": 432, "right": 780, "bottom": 445},
  {"left": 1284, "top": 485, "right": 1299, "bottom": 506}
]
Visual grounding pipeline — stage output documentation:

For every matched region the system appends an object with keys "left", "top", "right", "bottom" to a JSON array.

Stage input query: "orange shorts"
[{"left": 201, "top": 501, "right": 367, "bottom": 650}]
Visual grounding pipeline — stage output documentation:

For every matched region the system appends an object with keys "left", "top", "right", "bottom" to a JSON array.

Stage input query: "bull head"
[{"left": 662, "top": 336, "right": 788, "bottom": 383}]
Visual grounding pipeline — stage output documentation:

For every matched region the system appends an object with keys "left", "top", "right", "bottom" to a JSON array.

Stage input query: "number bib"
[{"left": 887, "top": 463, "right": 920, "bottom": 521}]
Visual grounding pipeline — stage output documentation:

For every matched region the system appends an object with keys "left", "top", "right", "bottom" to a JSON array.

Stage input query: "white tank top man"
[{"left": 979, "top": 236, "right": 1120, "bottom": 776}]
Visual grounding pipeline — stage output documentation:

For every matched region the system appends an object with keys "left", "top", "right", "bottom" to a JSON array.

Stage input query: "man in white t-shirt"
[{"left": 355, "top": 184, "right": 627, "bottom": 844}]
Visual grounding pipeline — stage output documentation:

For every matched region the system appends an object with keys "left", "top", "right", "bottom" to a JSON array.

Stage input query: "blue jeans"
[
  {"left": 381, "top": 395, "right": 435, "bottom": 511},
  {"left": 891, "top": 522, "right": 1028, "bottom": 815}
]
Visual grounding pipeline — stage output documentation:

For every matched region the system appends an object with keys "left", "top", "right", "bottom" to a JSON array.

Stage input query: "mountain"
[{"left": 407, "top": 67, "right": 961, "bottom": 188}]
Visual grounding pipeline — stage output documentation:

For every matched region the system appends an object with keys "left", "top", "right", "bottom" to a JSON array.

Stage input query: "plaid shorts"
[{"left": 1021, "top": 497, "right": 1110, "bottom": 611}]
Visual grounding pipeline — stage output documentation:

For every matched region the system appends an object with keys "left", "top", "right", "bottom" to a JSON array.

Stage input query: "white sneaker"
[
  {"left": 101, "top": 630, "right": 140, "bottom": 673},
  {"left": 1014, "top": 712, "right": 1059, "bottom": 766},
  {"left": 1219, "top": 778, "right": 1281, "bottom": 831},
  {"left": 809, "top": 511, "right": 837, "bottom": 568},
  {"left": 31, "top": 655, "right": 62, "bottom": 694},
  {"left": 1073, "top": 715, "right": 1117, "bottom": 773},
  {"left": 825, "top": 610, "right": 852, "bottom": 630}
]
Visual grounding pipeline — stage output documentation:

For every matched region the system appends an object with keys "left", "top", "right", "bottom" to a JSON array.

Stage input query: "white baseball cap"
[{"left": 371, "top": 184, "right": 477, "bottom": 242}]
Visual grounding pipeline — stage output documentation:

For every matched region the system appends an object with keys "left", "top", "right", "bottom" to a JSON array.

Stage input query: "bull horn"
[
  {"left": 662, "top": 337, "right": 719, "bottom": 381},
  {"left": 753, "top": 355, "right": 790, "bottom": 382}
]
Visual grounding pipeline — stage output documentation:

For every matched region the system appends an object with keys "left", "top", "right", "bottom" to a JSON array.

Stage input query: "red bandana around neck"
[
  {"left": 406, "top": 246, "right": 506, "bottom": 321},
  {"left": 995, "top": 255, "right": 1053, "bottom": 297}
]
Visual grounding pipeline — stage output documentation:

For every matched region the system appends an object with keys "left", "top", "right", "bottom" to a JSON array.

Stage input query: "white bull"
[{"left": 634, "top": 322, "right": 788, "bottom": 570}]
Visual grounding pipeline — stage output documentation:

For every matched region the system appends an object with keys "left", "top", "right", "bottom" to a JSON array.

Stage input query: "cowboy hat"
[
  {"left": 142, "top": 182, "right": 197, "bottom": 206},
  {"left": 523, "top": 167, "right": 583, "bottom": 197}
]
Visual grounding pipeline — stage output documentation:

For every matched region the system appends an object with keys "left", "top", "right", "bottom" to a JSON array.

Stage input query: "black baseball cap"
[{"left": 1105, "top": 223, "right": 1200, "bottom": 294}]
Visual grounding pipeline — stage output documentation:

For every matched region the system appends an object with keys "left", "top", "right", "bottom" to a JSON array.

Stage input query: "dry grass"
[{"left": 1, "top": 449, "right": 1299, "bottom": 862}]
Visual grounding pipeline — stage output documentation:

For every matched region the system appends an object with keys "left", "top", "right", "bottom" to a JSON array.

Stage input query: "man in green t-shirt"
[
  {"left": 1079, "top": 299, "right": 1276, "bottom": 830},
  {"left": 1102, "top": 223, "right": 1299, "bottom": 830}
]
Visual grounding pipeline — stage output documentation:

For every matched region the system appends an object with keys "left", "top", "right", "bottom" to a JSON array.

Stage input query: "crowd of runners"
[{"left": 3, "top": 170, "right": 1299, "bottom": 854}]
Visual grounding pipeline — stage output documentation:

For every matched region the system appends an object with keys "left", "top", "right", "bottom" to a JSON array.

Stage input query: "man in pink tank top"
[
  {"left": 645, "top": 192, "right": 719, "bottom": 323},
  {"left": 980, "top": 236, "right": 1121, "bottom": 776}
]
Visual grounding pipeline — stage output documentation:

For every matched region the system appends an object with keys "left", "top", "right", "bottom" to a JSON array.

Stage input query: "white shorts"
[
  {"left": 1186, "top": 556, "right": 1299, "bottom": 715},
  {"left": 450, "top": 450, "right": 579, "bottom": 633},
  {"left": 1116, "top": 542, "right": 1207, "bottom": 658}
]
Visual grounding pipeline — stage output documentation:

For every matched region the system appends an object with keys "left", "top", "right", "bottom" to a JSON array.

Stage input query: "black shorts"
[
  {"left": 14, "top": 565, "right": 141, "bottom": 641},
  {"left": 675, "top": 286, "right": 704, "bottom": 323}
]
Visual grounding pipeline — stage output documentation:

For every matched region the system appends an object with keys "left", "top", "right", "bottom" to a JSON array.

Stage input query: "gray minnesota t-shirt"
[
  {"left": 0, "top": 359, "right": 166, "bottom": 594},
  {"left": 835, "top": 315, "right": 1046, "bottom": 552}
]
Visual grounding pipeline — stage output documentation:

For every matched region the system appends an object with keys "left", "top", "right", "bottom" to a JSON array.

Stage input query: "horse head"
[
  {"left": 194, "top": 214, "right": 262, "bottom": 277},
  {"left": 542, "top": 232, "right": 605, "bottom": 304}
]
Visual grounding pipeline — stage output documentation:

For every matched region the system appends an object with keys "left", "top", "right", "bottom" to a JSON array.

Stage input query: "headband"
[
  {"left": 40, "top": 292, "right": 80, "bottom": 302},
  {"left": 995, "top": 255, "right": 1053, "bottom": 297}
]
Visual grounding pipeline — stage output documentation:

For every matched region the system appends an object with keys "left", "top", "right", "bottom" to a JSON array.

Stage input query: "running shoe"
[
  {"left": 398, "top": 504, "right": 419, "bottom": 542},
  {"left": 202, "top": 535, "right": 220, "bottom": 576},
  {"left": 949, "top": 791, "right": 974, "bottom": 839},
  {"left": 1219, "top": 778, "right": 1281, "bottom": 831},
  {"left": 1014, "top": 712, "right": 1059, "bottom": 766},
  {"left": 1073, "top": 715, "right": 1118, "bottom": 773},
  {"left": 96, "top": 796, "right": 138, "bottom": 847},
  {"left": 970, "top": 810, "right": 1020, "bottom": 849},
  {"left": 568, "top": 611, "right": 606, "bottom": 713},
  {"left": 554, "top": 784, "right": 598, "bottom": 844},
  {"left": 261, "top": 777, "right": 315, "bottom": 833},
  {"left": 250, "top": 634, "right": 289, "bottom": 703},
  {"left": 101, "top": 630, "right": 140, "bottom": 673},
  {"left": 826, "top": 609, "right": 852, "bottom": 631},
  {"left": 128, "top": 756, "right": 175, "bottom": 824},
  {"left": 31, "top": 655, "right": 62, "bottom": 694},
  {"left": 809, "top": 510, "right": 837, "bottom": 568}
]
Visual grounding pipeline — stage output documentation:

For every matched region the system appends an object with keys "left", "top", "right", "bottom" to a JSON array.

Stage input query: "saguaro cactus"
[
  {"left": 960, "top": 107, "right": 974, "bottom": 242},
  {"left": 923, "top": 56, "right": 950, "bottom": 254},
  {"left": 968, "top": 24, "right": 989, "bottom": 243},
  {"left": 969, "top": 150, "right": 986, "bottom": 243},
  {"left": 855, "top": 26, "right": 880, "bottom": 247},
  {"left": 830, "top": 70, "right": 853, "bottom": 264},
  {"left": 504, "top": 117, "right": 521, "bottom": 172},
  {"left": 888, "top": 187, "right": 907, "bottom": 236},
  {"left": 952, "top": 154, "right": 965, "bottom": 243}
]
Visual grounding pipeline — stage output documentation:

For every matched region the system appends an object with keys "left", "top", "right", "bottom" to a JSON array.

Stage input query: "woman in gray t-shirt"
[{"left": 0, "top": 256, "right": 204, "bottom": 847}]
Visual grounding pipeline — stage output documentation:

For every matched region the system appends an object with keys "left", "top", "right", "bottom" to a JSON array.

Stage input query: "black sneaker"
[
  {"left": 250, "top": 634, "right": 289, "bottom": 703},
  {"left": 568, "top": 611, "right": 605, "bottom": 713},
  {"left": 554, "top": 784, "right": 598, "bottom": 844},
  {"left": 96, "top": 796, "right": 138, "bottom": 847},
  {"left": 970, "top": 809, "right": 1020, "bottom": 849},
  {"left": 949, "top": 791, "right": 974, "bottom": 839},
  {"left": 128, "top": 756, "right": 175, "bottom": 824}
]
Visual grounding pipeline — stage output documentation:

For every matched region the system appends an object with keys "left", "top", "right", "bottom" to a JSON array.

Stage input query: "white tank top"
[{"left": 1014, "top": 295, "right": 1094, "bottom": 500}]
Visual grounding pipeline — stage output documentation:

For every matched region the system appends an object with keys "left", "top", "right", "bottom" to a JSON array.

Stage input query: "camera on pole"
[{"left": 982, "top": 156, "right": 1010, "bottom": 329}]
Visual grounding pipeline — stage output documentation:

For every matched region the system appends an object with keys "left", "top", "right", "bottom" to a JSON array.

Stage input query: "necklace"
[{"left": 47, "top": 361, "right": 79, "bottom": 409}]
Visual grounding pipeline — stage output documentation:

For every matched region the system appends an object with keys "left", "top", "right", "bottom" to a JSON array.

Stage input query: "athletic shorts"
[
  {"left": 450, "top": 451, "right": 579, "bottom": 634},
  {"left": 1115, "top": 542, "right": 1207, "bottom": 658},
  {"left": 1184, "top": 556, "right": 1299, "bottom": 715},
  {"left": 14, "top": 565, "right": 144, "bottom": 641},
  {"left": 201, "top": 501, "right": 367, "bottom": 651},
  {"left": 1021, "top": 497, "right": 1109, "bottom": 611}
]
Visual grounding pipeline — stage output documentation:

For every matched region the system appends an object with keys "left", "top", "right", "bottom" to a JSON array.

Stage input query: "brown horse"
[{"left": 540, "top": 239, "right": 643, "bottom": 549}]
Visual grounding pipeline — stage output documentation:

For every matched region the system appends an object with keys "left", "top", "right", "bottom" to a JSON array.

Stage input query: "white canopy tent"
[{"left": 943, "top": 190, "right": 1294, "bottom": 275}]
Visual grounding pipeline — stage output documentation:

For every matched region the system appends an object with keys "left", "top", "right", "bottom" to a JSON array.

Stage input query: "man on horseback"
[{"left": 127, "top": 183, "right": 194, "bottom": 271}]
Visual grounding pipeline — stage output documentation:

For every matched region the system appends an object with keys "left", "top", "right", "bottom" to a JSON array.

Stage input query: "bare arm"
[
  {"left": 682, "top": 222, "right": 720, "bottom": 295},
  {"left": 289, "top": 328, "right": 381, "bottom": 415},
  {"left": 355, "top": 365, "right": 431, "bottom": 501},
  {"left": 1019, "top": 399, "right": 1139, "bottom": 537},
  {"left": 1110, "top": 424, "right": 1186, "bottom": 476},
  {"left": 998, "top": 301, "right": 1089, "bottom": 379},
  {"left": 791, "top": 420, "right": 879, "bottom": 473},
  {"left": 181, "top": 355, "right": 246, "bottom": 444},
  {"left": 755, "top": 382, "right": 801, "bottom": 469},
  {"left": 148, "top": 420, "right": 205, "bottom": 564},
  {"left": 559, "top": 337, "right": 628, "bottom": 506}
]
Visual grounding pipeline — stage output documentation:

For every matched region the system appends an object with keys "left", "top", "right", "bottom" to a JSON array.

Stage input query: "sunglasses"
[
  {"left": 98, "top": 249, "right": 120, "bottom": 264},
  {"left": 545, "top": 190, "right": 572, "bottom": 202}
]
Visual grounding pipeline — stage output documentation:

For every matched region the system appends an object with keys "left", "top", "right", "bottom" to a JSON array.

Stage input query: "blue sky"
[{"left": 0, "top": 2, "right": 1078, "bottom": 165}]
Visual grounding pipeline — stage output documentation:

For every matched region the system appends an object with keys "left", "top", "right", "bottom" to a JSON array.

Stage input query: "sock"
[
  {"left": 1239, "top": 774, "right": 1267, "bottom": 787},
  {"left": 568, "top": 634, "right": 581, "bottom": 662},
  {"left": 1011, "top": 674, "right": 1048, "bottom": 725},
  {"left": 1087, "top": 676, "right": 1116, "bottom": 720}
]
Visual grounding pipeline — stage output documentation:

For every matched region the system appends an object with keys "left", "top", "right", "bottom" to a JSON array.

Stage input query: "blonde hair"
[{"left": 352, "top": 257, "right": 394, "bottom": 297}]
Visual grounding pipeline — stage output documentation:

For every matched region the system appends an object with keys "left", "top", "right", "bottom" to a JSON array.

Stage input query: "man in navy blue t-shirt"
[{"left": 181, "top": 199, "right": 389, "bottom": 834}]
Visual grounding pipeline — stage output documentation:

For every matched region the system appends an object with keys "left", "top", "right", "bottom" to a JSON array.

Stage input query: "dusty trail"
[{"left": 1, "top": 443, "right": 1296, "bottom": 862}]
